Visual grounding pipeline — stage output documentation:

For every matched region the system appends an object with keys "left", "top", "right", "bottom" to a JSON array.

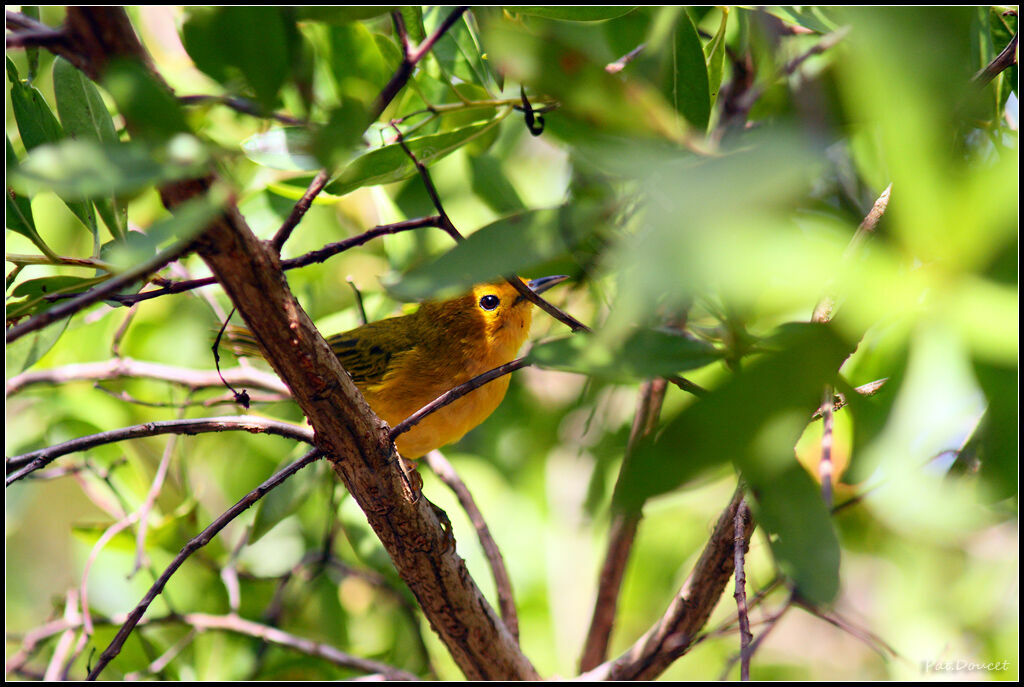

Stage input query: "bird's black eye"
[{"left": 479, "top": 294, "right": 500, "bottom": 311}]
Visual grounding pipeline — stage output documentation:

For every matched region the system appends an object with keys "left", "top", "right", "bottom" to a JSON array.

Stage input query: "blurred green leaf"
[
  {"left": 181, "top": 7, "right": 293, "bottom": 109},
  {"left": 294, "top": 6, "right": 395, "bottom": 24},
  {"left": 390, "top": 203, "right": 605, "bottom": 300},
  {"left": 327, "top": 21, "right": 393, "bottom": 103},
  {"left": 971, "top": 360, "right": 1018, "bottom": 502},
  {"left": 251, "top": 456, "right": 319, "bottom": 543},
  {"left": 763, "top": 6, "right": 840, "bottom": 34},
  {"left": 614, "top": 323, "right": 854, "bottom": 511},
  {"left": 748, "top": 463, "right": 841, "bottom": 605},
  {"left": 241, "top": 127, "right": 319, "bottom": 171},
  {"left": 10, "top": 138, "right": 209, "bottom": 201},
  {"left": 528, "top": 328, "right": 721, "bottom": 382},
  {"left": 4, "top": 317, "right": 70, "bottom": 375},
  {"left": 102, "top": 59, "right": 189, "bottom": 142},
  {"left": 323, "top": 117, "right": 504, "bottom": 197},
  {"left": 504, "top": 7, "right": 638, "bottom": 22},
  {"left": 469, "top": 154, "right": 526, "bottom": 214},
  {"left": 313, "top": 101, "right": 371, "bottom": 169}
]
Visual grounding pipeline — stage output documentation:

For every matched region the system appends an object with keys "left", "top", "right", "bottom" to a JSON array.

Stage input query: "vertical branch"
[
  {"left": 733, "top": 498, "right": 753, "bottom": 680},
  {"left": 579, "top": 378, "right": 668, "bottom": 671},
  {"left": 424, "top": 450, "right": 520, "bottom": 643}
]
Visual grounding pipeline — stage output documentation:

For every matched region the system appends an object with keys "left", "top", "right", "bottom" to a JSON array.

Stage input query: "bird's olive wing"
[{"left": 325, "top": 320, "right": 415, "bottom": 386}]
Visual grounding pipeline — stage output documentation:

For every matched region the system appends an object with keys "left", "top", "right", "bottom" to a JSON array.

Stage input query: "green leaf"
[
  {"left": 5, "top": 135, "right": 56, "bottom": 259},
  {"left": 763, "top": 6, "right": 840, "bottom": 34},
  {"left": 468, "top": 154, "right": 526, "bottom": 214},
  {"left": 4, "top": 317, "right": 70, "bottom": 374},
  {"left": 294, "top": 6, "right": 395, "bottom": 23},
  {"left": 390, "top": 203, "right": 605, "bottom": 300},
  {"left": 241, "top": 127, "right": 319, "bottom": 171},
  {"left": 6, "top": 275, "right": 109, "bottom": 321},
  {"left": 22, "top": 6, "right": 41, "bottom": 80},
  {"left": 327, "top": 22, "right": 392, "bottom": 103},
  {"left": 323, "top": 117, "right": 504, "bottom": 197},
  {"left": 528, "top": 328, "right": 721, "bottom": 382},
  {"left": 401, "top": 6, "right": 426, "bottom": 44},
  {"left": 102, "top": 59, "right": 189, "bottom": 142},
  {"left": 10, "top": 138, "right": 209, "bottom": 201},
  {"left": 665, "top": 12, "right": 711, "bottom": 131},
  {"left": 52, "top": 57, "right": 125, "bottom": 240},
  {"left": 52, "top": 57, "right": 119, "bottom": 145},
  {"left": 704, "top": 8, "right": 729, "bottom": 107},
  {"left": 614, "top": 323, "right": 854, "bottom": 512},
  {"left": 181, "top": 7, "right": 292, "bottom": 109},
  {"left": 251, "top": 457, "right": 319, "bottom": 543},
  {"left": 504, "top": 7, "right": 638, "bottom": 22},
  {"left": 748, "top": 463, "right": 841, "bottom": 605},
  {"left": 7, "top": 56, "right": 63, "bottom": 150}
]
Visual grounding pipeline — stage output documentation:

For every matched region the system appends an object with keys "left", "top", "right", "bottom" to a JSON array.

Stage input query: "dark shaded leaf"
[
  {"left": 528, "top": 328, "right": 721, "bottom": 382},
  {"left": 102, "top": 59, "right": 189, "bottom": 142},
  {"left": 665, "top": 12, "right": 711, "bottom": 131}
]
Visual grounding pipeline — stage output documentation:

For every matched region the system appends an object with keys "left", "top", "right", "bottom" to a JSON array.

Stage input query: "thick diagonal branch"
[{"left": 61, "top": 7, "right": 537, "bottom": 681}]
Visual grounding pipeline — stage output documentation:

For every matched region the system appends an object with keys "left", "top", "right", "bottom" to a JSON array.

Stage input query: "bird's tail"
[{"left": 219, "top": 325, "right": 264, "bottom": 359}]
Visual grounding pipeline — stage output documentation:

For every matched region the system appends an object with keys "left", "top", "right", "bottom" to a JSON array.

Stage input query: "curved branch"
[
  {"left": 6, "top": 357, "right": 288, "bottom": 397},
  {"left": 6, "top": 416, "right": 314, "bottom": 484}
]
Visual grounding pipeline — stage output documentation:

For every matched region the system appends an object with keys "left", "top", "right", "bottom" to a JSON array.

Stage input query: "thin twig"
[
  {"left": 6, "top": 357, "right": 288, "bottom": 397},
  {"left": 77, "top": 216, "right": 445, "bottom": 307},
  {"left": 178, "top": 94, "right": 306, "bottom": 126},
  {"left": 973, "top": 32, "right": 1018, "bottom": 87},
  {"left": 130, "top": 431, "right": 180, "bottom": 578},
  {"left": 85, "top": 449, "right": 323, "bottom": 680},
  {"left": 271, "top": 169, "right": 331, "bottom": 253},
  {"left": 6, "top": 416, "right": 314, "bottom": 484},
  {"left": 606, "top": 43, "right": 646, "bottom": 74},
  {"left": 6, "top": 231, "right": 209, "bottom": 344},
  {"left": 389, "top": 358, "right": 530, "bottom": 441},
  {"left": 371, "top": 7, "right": 469, "bottom": 122},
  {"left": 424, "top": 450, "right": 519, "bottom": 642}
]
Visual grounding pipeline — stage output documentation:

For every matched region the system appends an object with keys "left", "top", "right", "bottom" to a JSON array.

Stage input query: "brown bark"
[{"left": 61, "top": 7, "right": 537, "bottom": 680}]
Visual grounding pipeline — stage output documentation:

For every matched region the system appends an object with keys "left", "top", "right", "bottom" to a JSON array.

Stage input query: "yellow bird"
[{"left": 229, "top": 276, "right": 568, "bottom": 458}]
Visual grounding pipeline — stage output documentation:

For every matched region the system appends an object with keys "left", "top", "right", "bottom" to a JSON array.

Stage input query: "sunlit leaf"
[
  {"left": 323, "top": 117, "right": 504, "bottom": 197},
  {"left": 10, "top": 137, "right": 209, "bottom": 201}
]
